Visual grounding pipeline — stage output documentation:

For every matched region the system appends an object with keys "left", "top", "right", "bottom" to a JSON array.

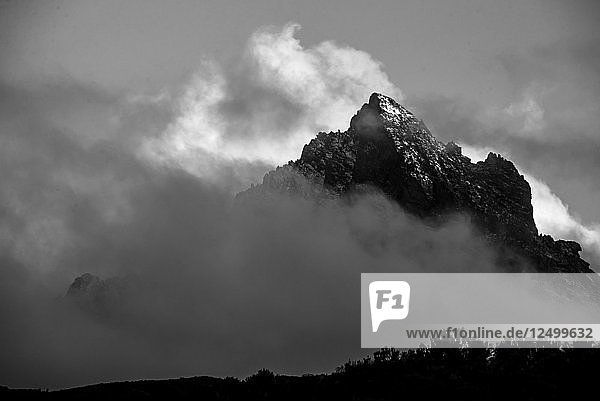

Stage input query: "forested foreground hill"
[{"left": 3, "top": 348, "right": 597, "bottom": 400}]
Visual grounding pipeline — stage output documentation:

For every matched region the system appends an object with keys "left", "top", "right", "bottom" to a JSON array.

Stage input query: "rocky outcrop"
[
  {"left": 238, "top": 93, "right": 591, "bottom": 273},
  {"left": 66, "top": 273, "right": 127, "bottom": 313}
]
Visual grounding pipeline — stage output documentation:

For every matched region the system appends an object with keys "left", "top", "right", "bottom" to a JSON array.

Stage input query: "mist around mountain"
[
  {"left": 21, "top": 93, "right": 594, "bottom": 396},
  {"left": 239, "top": 93, "right": 592, "bottom": 273},
  {"left": 64, "top": 93, "right": 593, "bottom": 323},
  {"left": 65, "top": 92, "right": 594, "bottom": 309},
  {"left": 0, "top": 82, "right": 596, "bottom": 395}
]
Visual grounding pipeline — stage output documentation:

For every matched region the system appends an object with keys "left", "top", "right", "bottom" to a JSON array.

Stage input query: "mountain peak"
[
  {"left": 368, "top": 92, "right": 415, "bottom": 121},
  {"left": 350, "top": 93, "right": 421, "bottom": 137},
  {"left": 238, "top": 93, "right": 591, "bottom": 273}
]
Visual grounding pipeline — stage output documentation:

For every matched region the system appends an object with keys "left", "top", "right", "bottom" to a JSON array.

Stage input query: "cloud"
[
  {"left": 501, "top": 85, "right": 546, "bottom": 134},
  {"left": 0, "top": 20, "right": 597, "bottom": 389},
  {"left": 0, "top": 23, "right": 514, "bottom": 389},
  {"left": 527, "top": 175, "right": 600, "bottom": 259},
  {"left": 142, "top": 23, "right": 402, "bottom": 186},
  {"left": 0, "top": 185, "right": 505, "bottom": 388},
  {"left": 0, "top": 85, "right": 506, "bottom": 387}
]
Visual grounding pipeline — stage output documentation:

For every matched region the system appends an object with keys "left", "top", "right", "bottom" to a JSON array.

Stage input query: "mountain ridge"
[{"left": 238, "top": 93, "right": 591, "bottom": 273}]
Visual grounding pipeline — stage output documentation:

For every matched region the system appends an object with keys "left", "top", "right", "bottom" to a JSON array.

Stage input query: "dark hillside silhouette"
[{"left": 3, "top": 347, "right": 597, "bottom": 400}]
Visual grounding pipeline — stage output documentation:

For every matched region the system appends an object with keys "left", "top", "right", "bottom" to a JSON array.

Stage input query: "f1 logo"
[{"left": 369, "top": 281, "right": 411, "bottom": 332}]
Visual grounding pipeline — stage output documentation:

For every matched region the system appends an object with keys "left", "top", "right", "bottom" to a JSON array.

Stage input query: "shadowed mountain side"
[{"left": 237, "top": 93, "right": 591, "bottom": 273}]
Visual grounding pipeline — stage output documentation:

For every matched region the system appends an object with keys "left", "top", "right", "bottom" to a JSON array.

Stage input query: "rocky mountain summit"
[{"left": 239, "top": 93, "right": 591, "bottom": 273}]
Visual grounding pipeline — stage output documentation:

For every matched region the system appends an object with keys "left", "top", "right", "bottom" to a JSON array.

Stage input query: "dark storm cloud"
[{"left": 0, "top": 77, "right": 511, "bottom": 388}]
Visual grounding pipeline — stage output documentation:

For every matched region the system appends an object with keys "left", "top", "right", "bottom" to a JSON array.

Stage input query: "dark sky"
[{"left": 0, "top": 0, "right": 599, "bottom": 389}]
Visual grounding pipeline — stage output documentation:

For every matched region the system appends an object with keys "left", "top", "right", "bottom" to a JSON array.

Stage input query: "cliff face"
[{"left": 239, "top": 93, "right": 591, "bottom": 273}]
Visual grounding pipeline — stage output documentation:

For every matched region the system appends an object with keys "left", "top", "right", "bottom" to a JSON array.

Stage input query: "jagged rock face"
[{"left": 239, "top": 93, "right": 591, "bottom": 273}]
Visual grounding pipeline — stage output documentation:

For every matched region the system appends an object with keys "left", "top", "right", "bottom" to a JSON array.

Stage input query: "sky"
[
  {"left": 1, "top": 0, "right": 598, "bottom": 216},
  {"left": 1, "top": 0, "right": 599, "bottom": 389}
]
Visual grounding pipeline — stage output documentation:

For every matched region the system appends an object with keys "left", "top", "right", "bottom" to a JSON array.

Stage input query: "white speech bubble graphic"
[{"left": 369, "top": 281, "right": 410, "bottom": 332}]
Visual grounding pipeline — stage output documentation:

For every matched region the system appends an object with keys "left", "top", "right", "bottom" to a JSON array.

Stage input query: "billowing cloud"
[
  {"left": 501, "top": 85, "right": 546, "bottom": 134},
  {"left": 528, "top": 175, "right": 600, "bottom": 260},
  {"left": 142, "top": 23, "right": 402, "bottom": 186}
]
